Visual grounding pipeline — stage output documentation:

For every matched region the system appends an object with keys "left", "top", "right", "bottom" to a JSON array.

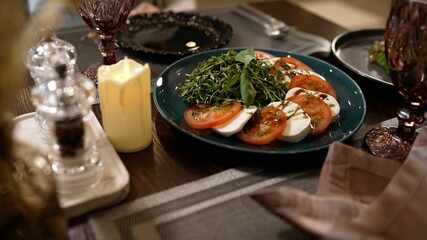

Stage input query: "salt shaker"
[{"left": 33, "top": 64, "right": 103, "bottom": 194}]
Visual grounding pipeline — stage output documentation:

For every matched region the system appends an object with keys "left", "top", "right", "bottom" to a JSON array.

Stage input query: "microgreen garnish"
[{"left": 178, "top": 49, "right": 286, "bottom": 107}]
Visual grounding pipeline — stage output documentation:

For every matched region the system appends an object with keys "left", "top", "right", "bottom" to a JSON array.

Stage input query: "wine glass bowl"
[
  {"left": 77, "top": 0, "right": 135, "bottom": 80},
  {"left": 365, "top": 0, "right": 427, "bottom": 161}
]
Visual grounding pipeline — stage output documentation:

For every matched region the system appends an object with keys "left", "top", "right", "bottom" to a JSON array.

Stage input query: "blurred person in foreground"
[
  {"left": 131, "top": 0, "right": 196, "bottom": 14},
  {"left": 28, "top": 0, "right": 196, "bottom": 15}
]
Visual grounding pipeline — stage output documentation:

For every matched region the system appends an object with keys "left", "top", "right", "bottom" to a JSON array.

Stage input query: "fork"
[{"left": 233, "top": 3, "right": 291, "bottom": 39}]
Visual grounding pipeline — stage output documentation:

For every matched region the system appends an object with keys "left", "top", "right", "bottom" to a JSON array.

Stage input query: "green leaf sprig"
[
  {"left": 235, "top": 49, "right": 257, "bottom": 107},
  {"left": 369, "top": 40, "right": 389, "bottom": 73},
  {"left": 178, "top": 49, "right": 286, "bottom": 107}
]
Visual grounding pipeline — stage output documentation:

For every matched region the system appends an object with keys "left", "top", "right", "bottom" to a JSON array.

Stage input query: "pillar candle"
[{"left": 97, "top": 58, "right": 152, "bottom": 152}]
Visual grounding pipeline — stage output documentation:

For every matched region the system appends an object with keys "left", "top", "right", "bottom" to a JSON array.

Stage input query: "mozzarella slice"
[
  {"left": 260, "top": 57, "right": 325, "bottom": 85},
  {"left": 269, "top": 101, "right": 311, "bottom": 143},
  {"left": 285, "top": 87, "right": 340, "bottom": 122},
  {"left": 260, "top": 56, "right": 280, "bottom": 66},
  {"left": 281, "top": 69, "right": 326, "bottom": 86},
  {"left": 212, "top": 106, "right": 257, "bottom": 137}
]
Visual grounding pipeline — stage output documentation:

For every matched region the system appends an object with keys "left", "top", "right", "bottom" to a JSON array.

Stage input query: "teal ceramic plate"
[{"left": 154, "top": 48, "right": 366, "bottom": 154}]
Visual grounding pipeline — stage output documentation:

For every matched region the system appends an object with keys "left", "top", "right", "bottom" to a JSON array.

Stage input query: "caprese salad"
[{"left": 178, "top": 49, "right": 340, "bottom": 145}]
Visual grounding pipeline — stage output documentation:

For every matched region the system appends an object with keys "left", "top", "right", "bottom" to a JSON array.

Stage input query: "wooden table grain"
[{"left": 13, "top": 1, "right": 402, "bottom": 239}]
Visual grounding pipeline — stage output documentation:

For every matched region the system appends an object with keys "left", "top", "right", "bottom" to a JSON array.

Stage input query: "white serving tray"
[{"left": 13, "top": 111, "right": 130, "bottom": 218}]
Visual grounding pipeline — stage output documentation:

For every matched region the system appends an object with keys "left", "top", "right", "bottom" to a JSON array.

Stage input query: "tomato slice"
[
  {"left": 274, "top": 56, "right": 313, "bottom": 71},
  {"left": 254, "top": 50, "right": 275, "bottom": 59},
  {"left": 236, "top": 106, "right": 287, "bottom": 145},
  {"left": 287, "top": 94, "right": 332, "bottom": 136},
  {"left": 288, "top": 74, "right": 337, "bottom": 99},
  {"left": 184, "top": 102, "right": 242, "bottom": 129}
]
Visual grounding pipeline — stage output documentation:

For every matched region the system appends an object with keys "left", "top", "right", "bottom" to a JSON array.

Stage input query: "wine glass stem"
[
  {"left": 99, "top": 34, "right": 118, "bottom": 65},
  {"left": 396, "top": 105, "right": 426, "bottom": 141}
]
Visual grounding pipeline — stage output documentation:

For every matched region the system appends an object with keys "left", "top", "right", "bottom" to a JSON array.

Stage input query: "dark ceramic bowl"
[{"left": 117, "top": 12, "right": 233, "bottom": 57}]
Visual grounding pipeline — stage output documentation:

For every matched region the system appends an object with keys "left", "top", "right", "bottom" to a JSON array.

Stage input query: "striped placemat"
[{"left": 87, "top": 118, "right": 398, "bottom": 240}]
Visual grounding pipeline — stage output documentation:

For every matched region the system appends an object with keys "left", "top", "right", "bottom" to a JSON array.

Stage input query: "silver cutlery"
[{"left": 233, "top": 3, "right": 290, "bottom": 39}]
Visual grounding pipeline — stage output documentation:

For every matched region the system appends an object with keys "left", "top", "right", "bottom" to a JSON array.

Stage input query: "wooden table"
[{"left": 13, "top": 1, "right": 402, "bottom": 239}]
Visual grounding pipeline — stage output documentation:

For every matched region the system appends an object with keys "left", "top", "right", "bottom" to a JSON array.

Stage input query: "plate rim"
[
  {"left": 154, "top": 47, "right": 367, "bottom": 154},
  {"left": 331, "top": 27, "right": 392, "bottom": 86},
  {"left": 117, "top": 11, "right": 234, "bottom": 57}
]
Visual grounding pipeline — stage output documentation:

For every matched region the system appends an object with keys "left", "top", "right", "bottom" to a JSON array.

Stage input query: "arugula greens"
[
  {"left": 178, "top": 49, "right": 286, "bottom": 107},
  {"left": 369, "top": 40, "right": 389, "bottom": 73}
]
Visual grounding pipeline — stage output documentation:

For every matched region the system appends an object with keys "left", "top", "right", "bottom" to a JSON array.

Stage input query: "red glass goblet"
[
  {"left": 365, "top": 0, "right": 427, "bottom": 161},
  {"left": 77, "top": 0, "right": 135, "bottom": 81}
]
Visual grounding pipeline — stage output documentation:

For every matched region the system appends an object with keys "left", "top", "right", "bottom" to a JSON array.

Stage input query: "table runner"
[
  {"left": 87, "top": 118, "right": 398, "bottom": 240},
  {"left": 55, "top": 4, "right": 395, "bottom": 238}
]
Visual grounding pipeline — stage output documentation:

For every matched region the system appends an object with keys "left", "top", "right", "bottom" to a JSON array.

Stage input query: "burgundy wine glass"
[
  {"left": 77, "top": 0, "right": 135, "bottom": 81},
  {"left": 365, "top": 0, "right": 427, "bottom": 161}
]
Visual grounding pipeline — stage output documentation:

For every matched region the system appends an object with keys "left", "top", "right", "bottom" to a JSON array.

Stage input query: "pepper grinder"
[
  {"left": 33, "top": 64, "right": 103, "bottom": 194},
  {"left": 26, "top": 36, "right": 77, "bottom": 141}
]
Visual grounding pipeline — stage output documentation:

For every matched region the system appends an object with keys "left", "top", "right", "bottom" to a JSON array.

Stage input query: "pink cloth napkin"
[{"left": 252, "top": 128, "right": 427, "bottom": 240}]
